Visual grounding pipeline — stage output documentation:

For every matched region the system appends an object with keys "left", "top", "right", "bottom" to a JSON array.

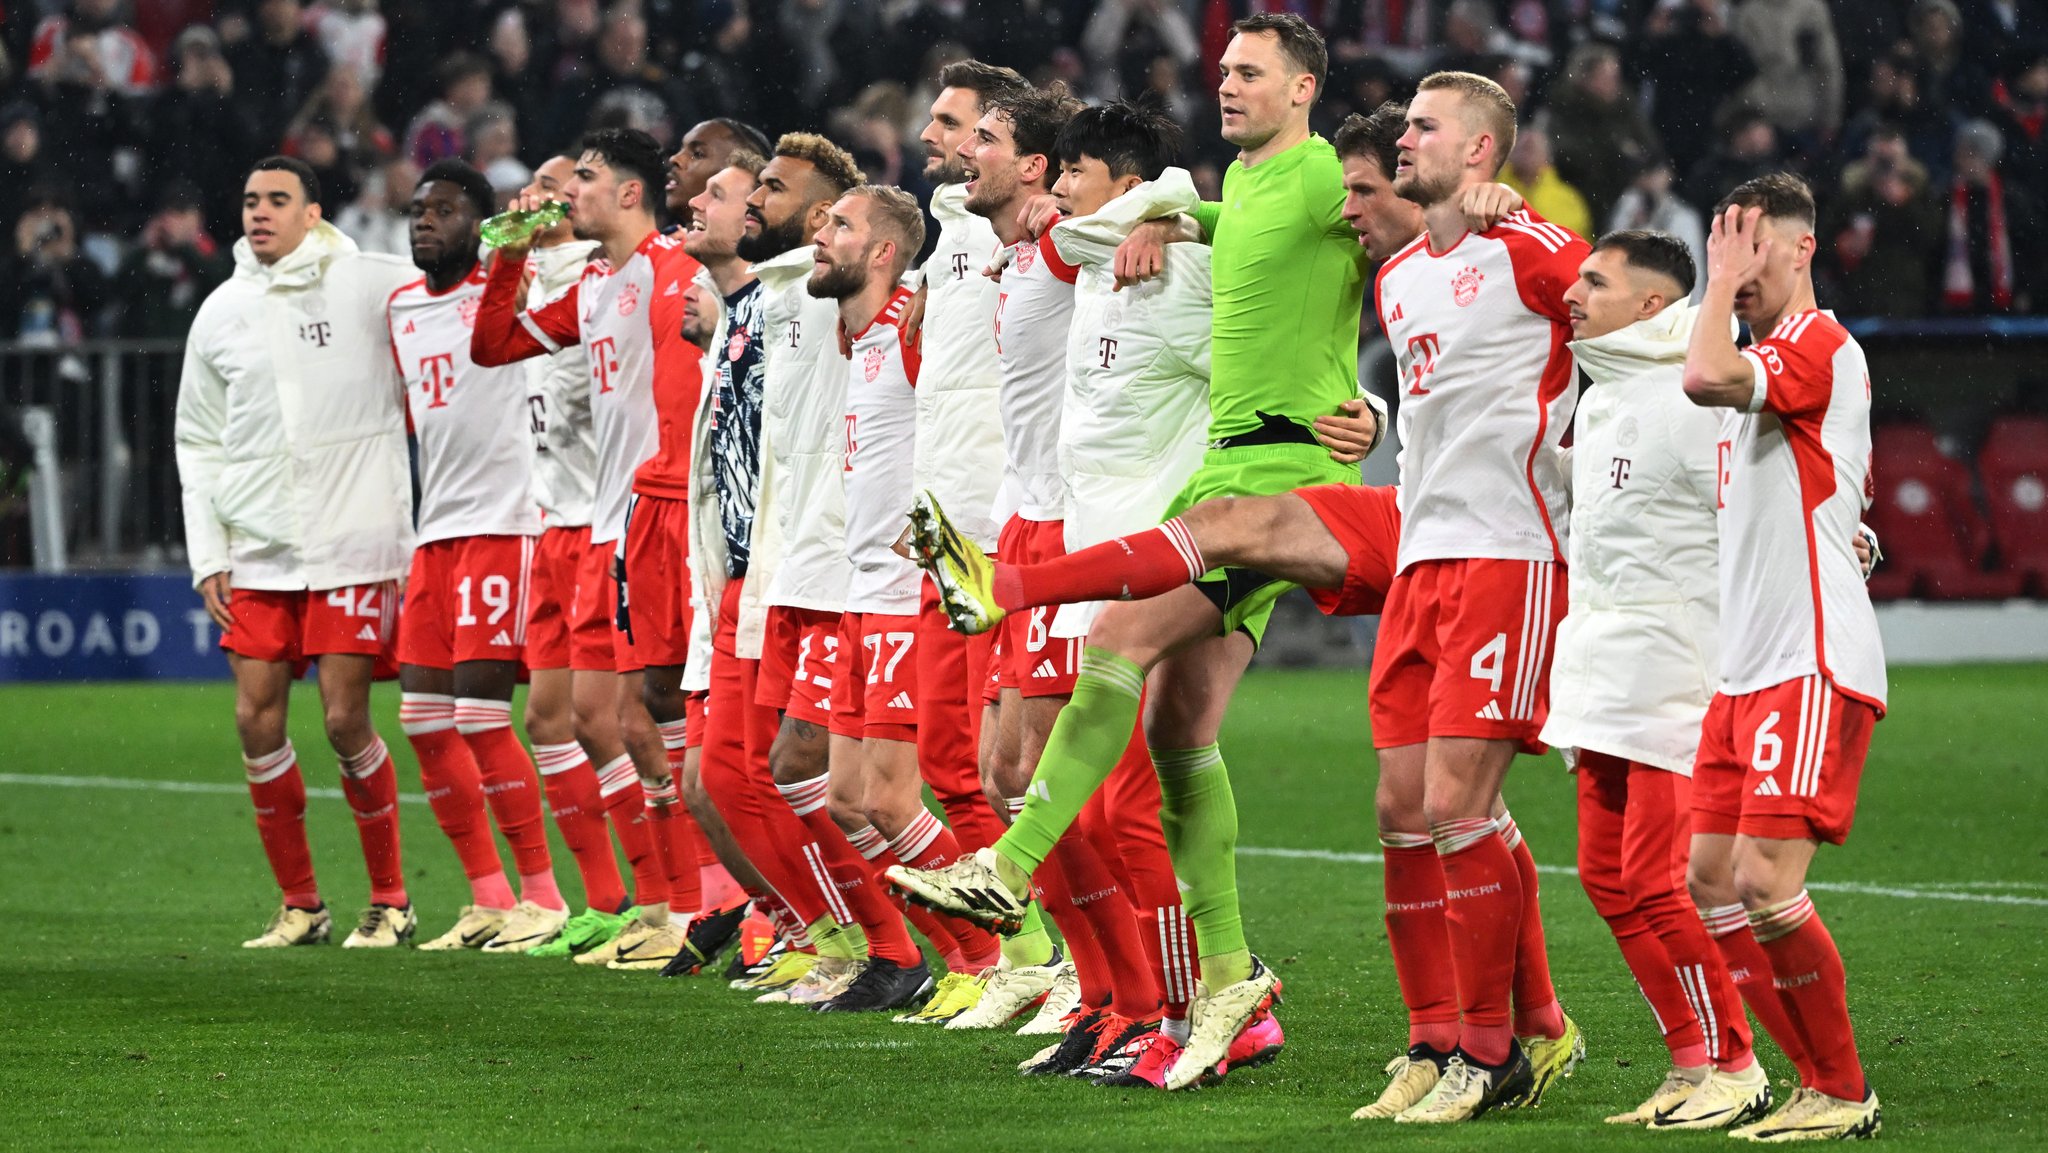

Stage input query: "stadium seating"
[
  {"left": 1978, "top": 415, "right": 2048, "bottom": 594},
  {"left": 1865, "top": 423, "right": 2024, "bottom": 600}
]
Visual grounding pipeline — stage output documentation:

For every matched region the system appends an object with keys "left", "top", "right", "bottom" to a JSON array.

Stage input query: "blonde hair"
[
  {"left": 845, "top": 185, "right": 926, "bottom": 278},
  {"left": 1417, "top": 70, "right": 1519, "bottom": 175}
]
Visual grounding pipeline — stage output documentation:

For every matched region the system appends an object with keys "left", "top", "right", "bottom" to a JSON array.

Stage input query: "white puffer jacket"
[
  {"left": 1540, "top": 301, "right": 1724, "bottom": 774},
  {"left": 176, "top": 221, "right": 418, "bottom": 591},
  {"left": 913, "top": 183, "right": 1006, "bottom": 549}
]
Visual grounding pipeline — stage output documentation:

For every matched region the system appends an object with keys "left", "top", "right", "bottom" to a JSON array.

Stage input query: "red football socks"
[
  {"left": 335, "top": 737, "right": 407, "bottom": 908},
  {"left": 1381, "top": 835, "right": 1461, "bottom": 1052},
  {"left": 1498, "top": 813, "right": 1565, "bottom": 1040},
  {"left": 1753, "top": 892, "right": 1866, "bottom": 1101},
  {"left": 775, "top": 777, "right": 924, "bottom": 967},
  {"left": 995, "top": 518, "right": 1208, "bottom": 611},
  {"left": 453, "top": 698, "right": 558, "bottom": 901},
  {"left": 534, "top": 742, "right": 628, "bottom": 913},
  {"left": 1434, "top": 818, "right": 1523, "bottom": 1065},
  {"left": 401, "top": 693, "right": 512, "bottom": 906},
  {"left": 244, "top": 743, "right": 319, "bottom": 909},
  {"left": 886, "top": 808, "right": 1000, "bottom": 969},
  {"left": 596, "top": 755, "right": 664, "bottom": 908},
  {"left": 1703, "top": 902, "right": 1814, "bottom": 1076}
]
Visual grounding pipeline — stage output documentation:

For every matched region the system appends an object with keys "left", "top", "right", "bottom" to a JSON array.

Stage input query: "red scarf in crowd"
[{"left": 1945, "top": 174, "right": 2015, "bottom": 311}]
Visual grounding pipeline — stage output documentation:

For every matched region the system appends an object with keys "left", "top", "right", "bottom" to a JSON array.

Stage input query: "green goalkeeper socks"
[
  {"left": 1153, "top": 743, "right": 1250, "bottom": 987},
  {"left": 993, "top": 647, "right": 1147, "bottom": 876}
]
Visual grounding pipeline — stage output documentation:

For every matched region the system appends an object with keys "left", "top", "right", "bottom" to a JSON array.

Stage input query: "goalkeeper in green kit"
[{"left": 887, "top": 12, "right": 1382, "bottom": 1091}]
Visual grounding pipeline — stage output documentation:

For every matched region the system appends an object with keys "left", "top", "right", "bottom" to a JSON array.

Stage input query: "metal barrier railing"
[{"left": 0, "top": 339, "right": 186, "bottom": 572}]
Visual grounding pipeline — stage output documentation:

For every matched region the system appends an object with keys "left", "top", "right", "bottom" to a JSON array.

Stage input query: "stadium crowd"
[{"left": 0, "top": 0, "right": 2046, "bottom": 344}]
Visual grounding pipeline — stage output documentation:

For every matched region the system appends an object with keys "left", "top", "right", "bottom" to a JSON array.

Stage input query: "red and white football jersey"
[
  {"left": 994, "top": 229, "right": 1079, "bottom": 522},
  {"left": 390, "top": 268, "right": 538, "bottom": 545},
  {"left": 1717, "top": 310, "right": 1887, "bottom": 709},
  {"left": 1377, "top": 209, "right": 1589, "bottom": 571},
  {"left": 842, "top": 287, "right": 924, "bottom": 615},
  {"left": 472, "top": 231, "right": 700, "bottom": 544}
]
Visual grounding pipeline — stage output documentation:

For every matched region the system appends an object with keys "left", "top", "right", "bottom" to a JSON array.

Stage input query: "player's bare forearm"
[{"left": 1682, "top": 281, "right": 1756, "bottom": 409}]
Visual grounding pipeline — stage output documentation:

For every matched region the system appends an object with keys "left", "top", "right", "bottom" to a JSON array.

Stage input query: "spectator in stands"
[
  {"left": 1684, "top": 107, "right": 1783, "bottom": 211},
  {"left": 547, "top": 7, "right": 687, "bottom": 150},
  {"left": 1501, "top": 126, "right": 1593, "bottom": 240},
  {"left": 33, "top": 20, "right": 148, "bottom": 234},
  {"left": 1963, "top": 0, "right": 2048, "bottom": 82},
  {"left": 1994, "top": 49, "right": 2048, "bottom": 195},
  {"left": 118, "top": 179, "right": 230, "bottom": 545},
  {"left": 286, "top": 119, "right": 361, "bottom": 210},
  {"left": 1822, "top": 136, "right": 1942, "bottom": 317},
  {"left": 1607, "top": 155, "right": 1706, "bottom": 295},
  {"left": 1544, "top": 41, "right": 1659, "bottom": 225},
  {"left": 405, "top": 52, "right": 493, "bottom": 168},
  {"left": 1081, "top": 0, "right": 1199, "bottom": 102},
  {"left": 286, "top": 66, "right": 394, "bottom": 190},
  {"left": 152, "top": 26, "right": 258, "bottom": 246},
  {"left": 465, "top": 103, "right": 530, "bottom": 202},
  {"left": 1634, "top": 0, "right": 1755, "bottom": 168},
  {"left": 333, "top": 155, "right": 415, "bottom": 256},
  {"left": 1940, "top": 118, "right": 2045, "bottom": 312},
  {"left": 311, "top": 0, "right": 386, "bottom": 89},
  {"left": 0, "top": 191, "right": 108, "bottom": 343},
  {"left": 1914, "top": 0, "right": 1993, "bottom": 119},
  {"left": 1838, "top": 47, "right": 1960, "bottom": 184},
  {"left": 487, "top": 7, "right": 548, "bottom": 158},
  {"left": 1730, "top": 0, "right": 1844, "bottom": 148},
  {"left": 28, "top": 0, "right": 160, "bottom": 96},
  {"left": 229, "top": 0, "right": 331, "bottom": 150},
  {"left": 0, "top": 104, "right": 57, "bottom": 245},
  {"left": 1430, "top": 0, "right": 1548, "bottom": 77}
]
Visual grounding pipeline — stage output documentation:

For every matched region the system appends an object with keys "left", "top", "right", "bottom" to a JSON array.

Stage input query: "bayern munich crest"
[
  {"left": 1452, "top": 266, "right": 1485, "bottom": 307},
  {"left": 1014, "top": 241, "right": 1037, "bottom": 273},
  {"left": 458, "top": 296, "right": 481, "bottom": 328},
  {"left": 862, "top": 345, "right": 885, "bottom": 382},
  {"left": 617, "top": 283, "right": 641, "bottom": 316},
  {"left": 728, "top": 325, "right": 750, "bottom": 361}
]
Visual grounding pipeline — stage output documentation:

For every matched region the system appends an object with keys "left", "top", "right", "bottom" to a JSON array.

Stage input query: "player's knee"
[
  {"left": 1730, "top": 852, "right": 1797, "bottom": 911},
  {"left": 1576, "top": 852, "right": 1634, "bottom": 921},
  {"left": 1686, "top": 857, "right": 1735, "bottom": 911},
  {"left": 524, "top": 701, "right": 572, "bottom": 746},
  {"left": 1620, "top": 863, "right": 1684, "bottom": 916},
  {"left": 321, "top": 700, "right": 372, "bottom": 753},
  {"left": 234, "top": 697, "right": 287, "bottom": 752},
  {"left": 1372, "top": 787, "right": 1425, "bottom": 838},
  {"left": 826, "top": 792, "right": 866, "bottom": 835}
]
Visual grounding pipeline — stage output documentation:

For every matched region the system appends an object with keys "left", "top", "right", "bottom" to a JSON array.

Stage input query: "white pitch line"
[{"left": 7, "top": 773, "right": 2047, "bottom": 909}]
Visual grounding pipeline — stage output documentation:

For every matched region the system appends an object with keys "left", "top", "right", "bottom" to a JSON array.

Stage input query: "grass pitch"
[{"left": 2, "top": 666, "right": 2044, "bottom": 1151}]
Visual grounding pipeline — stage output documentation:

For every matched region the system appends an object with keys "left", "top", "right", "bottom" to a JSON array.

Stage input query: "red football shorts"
[
  {"left": 831, "top": 611, "right": 920, "bottom": 742},
  {"left": 995, "top": 514, "right": 1082, "bottom": 698},
  {"left": 756, "top": 605, "right": 850, "bottom": 735},
  {"left": 619, "top": 492, "right": 692, "bottom": 671},
  {"left": 525, "top": 525, "right": 615, "bottom": 672},
  {"left": 1369, "top": 557, "right": 1566, "bottom": 750},
  {"left": 1291, "top": 483, "right": 1400, "bottom": 617},
  {"left": 221, "top": 582, "right": 397, "bottom": 665},
  {"left": 1691, "top": 675, "right": 1877, "bottom": 845},
  {"left": 398, "top": 535, "right": 536, "bottom": 670}
]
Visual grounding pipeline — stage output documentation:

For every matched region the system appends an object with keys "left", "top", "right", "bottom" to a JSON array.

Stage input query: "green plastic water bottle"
[{"left": 480, "top": 200, "right": 567, "bottom": 248}]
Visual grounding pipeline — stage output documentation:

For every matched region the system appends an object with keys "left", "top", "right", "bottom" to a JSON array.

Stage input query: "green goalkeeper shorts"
[{"left": 1163, "top": 439, "right": 1362, "bottom": 645}]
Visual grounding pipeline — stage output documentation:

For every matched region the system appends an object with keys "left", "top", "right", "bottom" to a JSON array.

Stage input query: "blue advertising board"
[{"left": 0, "top": 573, "right": 228, "bottom": 681}]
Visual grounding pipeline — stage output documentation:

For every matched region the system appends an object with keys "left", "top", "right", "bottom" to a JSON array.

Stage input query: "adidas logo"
[
  {"left": 1029, "top": 780, "right": 1051, "bottom": 803},
  {"left": 356, "top": 625, "right": 379, "bottom": 641},
  {"left": 489, "top": 630, "right": 514, "bottom": 647},
  {"left": 402, "top": 319, "right": 416, "bottom": 334},
  {"left": 887, "top": 691, "right": 913, "bottom": 710},
  {"left": 663, "top": 281, "right": 682, "bottom": 296},
  {"left": 813, "top": 697, "right": 832, "bottom": 712},
  {"left": 1753, "top": 777, "right": 1783, "bottom": 797},
  {"left": 1032, "top": 659, "right": 1059, "bottom": 679},
  {"left": 1475, "top": 700, "right": 1504, "bottom": 721}
]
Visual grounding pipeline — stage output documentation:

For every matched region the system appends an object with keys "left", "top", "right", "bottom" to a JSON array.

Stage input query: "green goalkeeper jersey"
[{"left": 1189, "top": 134, "right": 1369, "bottom": 441}]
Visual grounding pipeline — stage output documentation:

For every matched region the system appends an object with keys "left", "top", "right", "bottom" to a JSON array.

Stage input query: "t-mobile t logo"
[
  {"left": 1609, "top": 457, "right": 1631, "bottom": 488},
  {"left": 299, "top": 321, "right": 332, "bottom": 347},
  {"left": 1097, "top": 337, "right": 1118, "bottom": 369},
  {"left": 418, "top": 353, "right": 456, "bottom": 408},
  {"left": 589, "top": 336, "right": 620, "bottom": 393},
  {"left": 951, "top": 253, "right": 970, "bottom": 281}
]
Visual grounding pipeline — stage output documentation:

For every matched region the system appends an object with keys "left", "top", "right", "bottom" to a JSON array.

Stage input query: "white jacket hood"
[
  {"left": 1568, "top": 298, "right": 1696, "bottom": 386},
  {"left": 231, "top": 220, "right": 361, "bottom": 289}
]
